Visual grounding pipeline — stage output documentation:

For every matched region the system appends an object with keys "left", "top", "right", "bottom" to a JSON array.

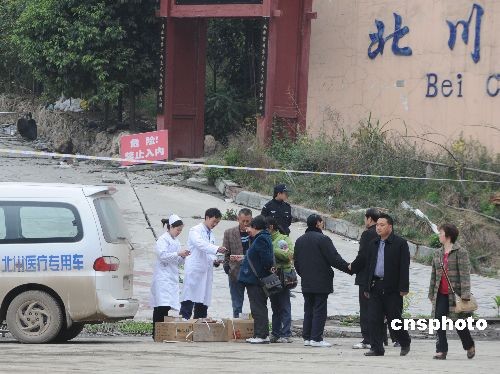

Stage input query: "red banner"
[{"left": 120, "top": 130, "right": 169, "bottom": 166}]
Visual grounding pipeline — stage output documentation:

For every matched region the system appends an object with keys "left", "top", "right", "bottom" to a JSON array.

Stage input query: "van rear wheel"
[{"left": 6, "top": 290, "right": 63, "bottom": 344}]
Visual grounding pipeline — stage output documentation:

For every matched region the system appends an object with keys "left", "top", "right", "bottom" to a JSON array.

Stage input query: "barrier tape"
[{"left": 0, "top": 148, "right": 499, "bottom": 184}]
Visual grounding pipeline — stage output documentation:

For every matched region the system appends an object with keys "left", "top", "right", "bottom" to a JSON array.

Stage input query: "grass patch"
[
  {"left": 339, "top": 315, "right": 360, "bottom": 327},
  {"left": 84, "top": 321, "right": 152, "bottom": 335}
]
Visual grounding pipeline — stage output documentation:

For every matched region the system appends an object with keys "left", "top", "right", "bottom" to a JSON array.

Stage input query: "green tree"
[
  {"left": 10, "top": 0, "right": 158, "bottom": 127},
  {"left": 0, "top": 0, "right": 33, "bottom": 94},
  {"left": 205, "top": 19, "right": 262, "bottom": 141},
  {"left": 112, "top": 0, "right": 159, "bottom": 128}
]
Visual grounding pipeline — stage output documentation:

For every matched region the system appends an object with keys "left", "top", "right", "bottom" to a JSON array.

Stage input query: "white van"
[{"left": 0, "top": 183, "right": 139, "bottom": 343}]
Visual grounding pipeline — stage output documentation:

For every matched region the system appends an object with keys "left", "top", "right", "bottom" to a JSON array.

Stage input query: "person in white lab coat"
[
  {"left": 179, "top": 208, "right": 226, "bottom": 319},
  {"left": 150, "top": 214, "right": 190, "bottom": 338}
]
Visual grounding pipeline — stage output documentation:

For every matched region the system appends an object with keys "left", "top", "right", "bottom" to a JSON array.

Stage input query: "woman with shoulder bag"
[
  {"left": 238, "top": 215, "right": 275, "bottom": 344},
  {"left": 266, "top": 217, "right": 295, "bottom": 343},
  {"left": 428, "top": 223, "right": 475, "bottom": 360}
]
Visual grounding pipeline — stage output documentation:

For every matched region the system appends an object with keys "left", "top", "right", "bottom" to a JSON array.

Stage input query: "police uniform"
[{"left": 261, "top": 184, "right": 292, "bottom": 235}]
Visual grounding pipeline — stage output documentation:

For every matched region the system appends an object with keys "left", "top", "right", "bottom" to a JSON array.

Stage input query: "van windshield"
[{"left": 93, "top": 197, "right": 130, "bottom": 243}]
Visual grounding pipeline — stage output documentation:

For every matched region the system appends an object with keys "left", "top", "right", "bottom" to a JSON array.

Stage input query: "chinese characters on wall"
[
  {"left": 367, "top": 3, "right": 499, "bottom": 98},
  {"left": 368, "top": 13, "right": 412, "bottom": 59}
]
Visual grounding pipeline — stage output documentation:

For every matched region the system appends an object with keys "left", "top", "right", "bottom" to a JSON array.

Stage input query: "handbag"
[
  {"left": 278, "top": 268, "right": 298, "bottom": 290},
  {"left": 440, "top": 261, "right": 478, "bottom": 313},
  {"left": 247, "top": 254, "right": 283, "bottom": 297}
]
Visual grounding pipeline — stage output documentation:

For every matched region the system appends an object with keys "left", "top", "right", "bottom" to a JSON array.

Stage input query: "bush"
[
  {"left": 479, "top": 200, "right": 496, "bottom": 217},
  {"left": 222, "top": 208, "right": 238, "bottom": 221},
  {"left": 205, "top": 164, "right": 227, "bottom": 185},
  {"left": 428, "top": 233, "right": 441, "bottom": 248},
  {"left": 426, "top": 191, "right": 440, "bottom": 204},
  {"left": 205, "top": 88, "right": 246, "bottom": 142}
]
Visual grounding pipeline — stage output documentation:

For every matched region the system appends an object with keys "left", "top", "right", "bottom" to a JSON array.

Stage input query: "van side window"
[
  {"left": 0, "top": 207, "right": 6, "bottom": 240},
  {"left": 93, "top": 197, "right": 129, "bottom": 243},
  {"left": 21, "top": 206, "right": 79, "bottom": 239},
  {"left": 0, "top": 202, "right": 83, "bottom": 244}
]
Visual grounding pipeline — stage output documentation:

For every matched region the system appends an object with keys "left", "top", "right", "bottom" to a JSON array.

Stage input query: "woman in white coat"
[
  {"left": 151, "top": 214, "right": 190, "bottom": 338},
  {"left": 180, "top": 208, "right": 226, "bottom": 320}
]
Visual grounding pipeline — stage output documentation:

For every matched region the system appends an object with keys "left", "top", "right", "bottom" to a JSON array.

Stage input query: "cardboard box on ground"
[
  {"left": 193, "top": 320, "right": 228, "bottom": 342},
  {"left": 154, "top": 317, "right": 194, "bottom": 342},
  {"left": 223, "top": 318, "right": 254, "bottom": 340},
  {"left": 154, "top": 317, "right": 254, "bottom": 343}
]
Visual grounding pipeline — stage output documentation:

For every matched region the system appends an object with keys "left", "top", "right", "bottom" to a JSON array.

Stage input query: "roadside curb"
[{"left": 215, "top": 178, "right": 437, "bottom": 259}]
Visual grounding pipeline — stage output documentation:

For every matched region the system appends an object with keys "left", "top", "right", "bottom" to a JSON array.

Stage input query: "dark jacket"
[
  {"left": 261, "top": 198, "right": 292, "bottom": 235},
  {"left": 364, "top": 232, "right": 410, "bottom": 294},
  {"left": 294, "top": 228, "right": 351, "bottom": 294},
  {"left": 350, "top": 224, "right": 378, "bottom": 285},
  {"left": 238, "top": 230, "right": 274, "bottom": 286}
]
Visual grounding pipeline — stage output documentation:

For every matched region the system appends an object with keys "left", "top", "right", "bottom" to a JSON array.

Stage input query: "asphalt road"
[{"left": 0, "top": 336, "right": 497, "bottom": 373}]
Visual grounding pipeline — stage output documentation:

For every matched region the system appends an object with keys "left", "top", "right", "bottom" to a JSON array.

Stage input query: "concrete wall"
[{"left": 307, "top": 0, "right": 500, "bottom": 153}]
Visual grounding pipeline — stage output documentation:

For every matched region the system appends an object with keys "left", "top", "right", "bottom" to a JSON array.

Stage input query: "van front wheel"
[
  {"left": 6, "top": 290, "right": 63, "bottom": 343},
  {"left": 54, "top": 322, "right": 85, "bottom": 342}
]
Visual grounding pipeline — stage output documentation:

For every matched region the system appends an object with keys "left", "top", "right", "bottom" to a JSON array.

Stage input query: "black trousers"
[
  {"left": 179, "top": 300, "right": 208, "bottom": 320},
  {"left": 302, "top": 292, "right": 329, "bottom": 342},
  {"left": 368, "top": 280, "right": 411, "bottom": 353},
  {"left": 247, "top": 284, "right": 269, "bottom": 339},
  {"left": 152, "top": 306, "right": 171, "bottom": 338},
  {"left": 386, "top": 295, "right": 402, "bottom": 343},
  {"left": 358, "top": 286, "right": 370, "bottom": 343},
  {"left": 435, "top": 293, "right": 474, "bottom": 353}
]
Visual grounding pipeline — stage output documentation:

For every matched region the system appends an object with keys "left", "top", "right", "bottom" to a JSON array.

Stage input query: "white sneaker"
[
  {"left": 352, "top": 342, "right": 371, "bottom": 349},
  {"left": 310, "top": 340, "right": 332, "bottom": 347},
  {"left": 304, "top": 340, "right": 311, "bottom": 346},
  {"left": 246, "top": 337, "right": 270, "bottom": 344}
]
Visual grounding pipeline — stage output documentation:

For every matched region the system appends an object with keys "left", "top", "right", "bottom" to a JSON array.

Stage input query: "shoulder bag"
[
  {"left": 247, "top": 253, "right": 283, "bottom": 297},
  {"left": 277, "top": 267, "right": 298, "bottom": 289},
  {"left": 440, "top": 261, "right": 478, "bottom": 313}
]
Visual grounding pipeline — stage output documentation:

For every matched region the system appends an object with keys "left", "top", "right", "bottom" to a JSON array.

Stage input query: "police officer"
[{"left": 261, "top": 184, "right": 292, "bottom": 235}]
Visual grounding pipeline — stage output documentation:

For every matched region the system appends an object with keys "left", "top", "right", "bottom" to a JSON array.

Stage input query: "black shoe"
[
  {"left": 467, "top": 346, "right": 475, "bottom": 359},
  {"left": 400, "top": 346, "right": 411, "bottom": 356},
  {"left": 433, "top": 352, "right": 447, "bottom": 360},
  {"left": 393, "top": 341, "right": 401, "bottom": 348},
  {"left": 364, "top": 350, "right": 384, "bottom": 356}
]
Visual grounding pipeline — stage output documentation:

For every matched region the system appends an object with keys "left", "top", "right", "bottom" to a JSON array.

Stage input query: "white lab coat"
[
  {"left": 181, "top": 223, "right": 219, "bottom": 306},
  {"left": 150, "top": 231, "right": 184, "bottom": 310}
]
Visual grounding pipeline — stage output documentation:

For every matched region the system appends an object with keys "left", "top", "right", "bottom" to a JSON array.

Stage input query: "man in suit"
[
  {"left": 349, "top": 208, "right": 380, "bottom": 349},
  {"left": 363, "top": 213, "right": 411, "bottom": 357},
  {"left": 223, "top": 208, "right": 253, "bottom": 318}
]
